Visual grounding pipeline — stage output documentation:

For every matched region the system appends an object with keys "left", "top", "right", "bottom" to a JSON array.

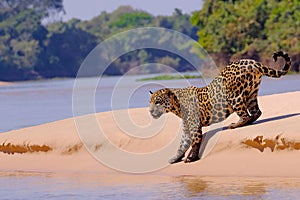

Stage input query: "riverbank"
[
  {"left": 0, "top": 81, "right": 14, "bottom": 86},
  {"left": 0, "top": 91, "right": 299, "bottom": 177}
]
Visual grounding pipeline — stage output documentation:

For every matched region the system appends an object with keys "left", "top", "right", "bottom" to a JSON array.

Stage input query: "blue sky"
[{"left": 63, "top": 0, "right": 203, "bottom": 21}]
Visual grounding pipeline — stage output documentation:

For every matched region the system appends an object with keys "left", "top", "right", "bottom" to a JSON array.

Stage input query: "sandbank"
[{"left": 0, "top": 92, "right": 299, "bottom": 178}]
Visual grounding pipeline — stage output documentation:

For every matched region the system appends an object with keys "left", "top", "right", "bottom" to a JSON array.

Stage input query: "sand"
[
  {"left": 0, "top": 91, "right": 299, "bottom": 177},
  {"left": 0, "top": 81, "right": 13, "bottom": 86}
]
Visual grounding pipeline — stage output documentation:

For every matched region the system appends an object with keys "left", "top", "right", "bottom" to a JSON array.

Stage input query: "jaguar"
[{"left": 149, "top": 51, "right": 291, "bottom": 164}]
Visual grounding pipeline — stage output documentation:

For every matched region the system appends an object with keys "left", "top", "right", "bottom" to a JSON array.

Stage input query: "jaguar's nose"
[{"left": 149, "top": 109, "right": 154, "bottom": 114}]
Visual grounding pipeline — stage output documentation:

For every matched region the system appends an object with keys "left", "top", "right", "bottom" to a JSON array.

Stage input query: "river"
[{"left": 1, "top": 74, "right": 299, "bottom": 133}]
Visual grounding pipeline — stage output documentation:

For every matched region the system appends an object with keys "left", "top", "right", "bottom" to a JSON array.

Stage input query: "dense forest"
[
  {"left": 191, "top": 0, "right": 300, "bottom": 71},
  {"left": 0, "top": 0, "right": 299, "bottom": 81},
  {"left": 0, "top": 0, "right": 198, "bottom": 81}
]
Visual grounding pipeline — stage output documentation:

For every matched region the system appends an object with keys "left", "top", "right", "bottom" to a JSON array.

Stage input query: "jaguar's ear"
[
  {"left": 165, "top": 89, "right": 172, "bottom": 98},
  {"left": 149, "top": 91, "right": 153, "bottom": 95}
]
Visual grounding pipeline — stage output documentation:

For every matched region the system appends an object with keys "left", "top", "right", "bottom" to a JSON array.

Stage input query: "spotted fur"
[{"left": 149, "top": 51, "right": 291, "bottom": 164}]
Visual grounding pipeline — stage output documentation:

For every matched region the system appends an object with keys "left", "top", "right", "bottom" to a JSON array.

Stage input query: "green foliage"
[
  {"left": 37, "top": 21, "right": 97, "bottom": 78},
  {"left": 191, "top": 0, "right": 300, "bottom": 60},
  {"left": 0, "top": 8, "right": 44, "bottom": 80},
  {"left": 2, "top": 1, "right": 300, "bottom": 81},
  {"left": 0, "top": 0, "right": 300, "bottom": 81},
  {"left": 110, "top": 12, "right": 153, "bottom": 28},
  {"left": 78, "top": 6, "right": 152, "bottom": 40},
  {"left": 0, "top": 0, "right": 64, "bottom": 17},
  {"left": 137, "top": 74, "right": 202, "bottom": 81},
  {"left": 156, "top": 56, "right": 179, "bottom": 68},
  {"left": 264, "top": 0, "right": 300, "bottom": 52},
  {"left": 53, "top": 6, "right": 198, "bottom": 79},
  {"left": 0, "top": 4, "right": 198, "bottom": 81},
  {"left": 0, "top": 0, "right": 63, "bottom": 80},
  {"left": 154, "top": 9, "right": 198, "bottom": 40}
]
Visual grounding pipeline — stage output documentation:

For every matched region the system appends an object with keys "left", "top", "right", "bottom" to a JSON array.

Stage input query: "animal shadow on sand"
[{"left": 198, "top": 113, "right": 300, "bottom": 159}]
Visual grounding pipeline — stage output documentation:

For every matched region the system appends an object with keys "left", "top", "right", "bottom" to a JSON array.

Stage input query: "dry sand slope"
[{"left": 0, "top": 91, "right": 299, "bottom": 177}]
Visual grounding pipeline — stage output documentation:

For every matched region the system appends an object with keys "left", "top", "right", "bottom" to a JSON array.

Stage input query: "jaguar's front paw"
[
  {"left": 184, "top": 152, "right": 200, "bottom": 163},
  {"left": 168, "top": 155, "right": 184, "bottom": 164}
]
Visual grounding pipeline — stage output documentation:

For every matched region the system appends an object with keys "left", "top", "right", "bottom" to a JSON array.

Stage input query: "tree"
[
  {"left": 155, "top": 9, "right": 198, "bottom": 40},
  {"left": 0, "top": 0, "right": 64, "bottom": 17},
  {"left": 0, "top": 0, "right": 64, "bottom": 80},
  {"left": 191, "top": 0, "right": 267, "bottom": 54},
  {"left": 37, "top": 20, "right": 97, "bottom": 78},
  {"left": 0, "top": 9, "right": 45, "bottom": 80},
  {"left": 264, "top": 0, "right": 300, "bottom": 53},
  {"left": 191, "top": 0, "right": 300, "bottom": 70},
  {"left": 109, "top": 12, "right": 153, "bottom": 28}
]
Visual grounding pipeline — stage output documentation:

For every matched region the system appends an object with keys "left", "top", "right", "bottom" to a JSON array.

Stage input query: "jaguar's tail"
[{"left": 261, "top": 51, "right": 291, "bottom": 78}]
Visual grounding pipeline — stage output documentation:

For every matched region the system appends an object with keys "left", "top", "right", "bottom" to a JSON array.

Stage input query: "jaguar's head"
[{"left": 149, "top": 88, "right": 173, "bottom": 119}]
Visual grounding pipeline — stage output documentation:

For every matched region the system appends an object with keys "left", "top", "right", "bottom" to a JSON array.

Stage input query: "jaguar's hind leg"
[
  {"left": 229, "top": 98, "right": 252, "bottom": 129},
  {"left": 246, "top": 97, "right": 262, "bottom": 125}
]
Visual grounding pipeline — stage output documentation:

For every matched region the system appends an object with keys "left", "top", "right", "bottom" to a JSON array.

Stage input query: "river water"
[
  {"left": 1, "top": 74, "right": 300, "bottom": 133},
  {"left": 1, "top": 173, "right": 300, "bottom": 199}
]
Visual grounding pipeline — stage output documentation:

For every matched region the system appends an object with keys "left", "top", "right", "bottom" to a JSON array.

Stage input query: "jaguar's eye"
[
  {"left": 155, "top": 103, "right": 160, "bottom": 106},
  {"left": 155, "top": 96, "right": 162, "bottom": 102}
]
